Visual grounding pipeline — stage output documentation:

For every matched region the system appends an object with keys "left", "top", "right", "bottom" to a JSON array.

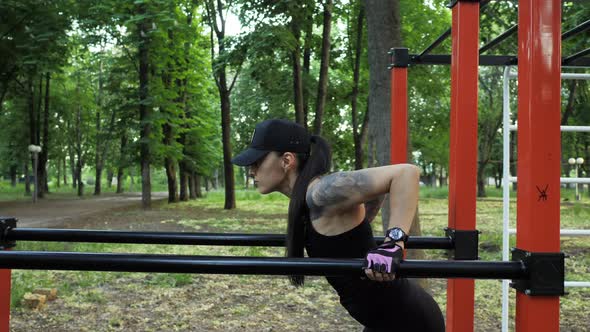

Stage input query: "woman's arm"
[{"left": 306, "top": 164, "right": 420, "bottom": 237}]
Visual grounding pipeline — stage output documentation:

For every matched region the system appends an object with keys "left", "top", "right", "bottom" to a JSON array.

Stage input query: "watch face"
[{"left": 391, "top": 228, "right": 403, "bottom": 240}]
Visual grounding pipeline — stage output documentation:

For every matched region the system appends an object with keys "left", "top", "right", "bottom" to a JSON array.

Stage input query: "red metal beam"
[
  {"left": 0, "top": 264, "right": 11, "bottom": 332},
  {"left": 516, "top": 0, "right": 561, "bottom": 331},
  {"left": 390, "top": 48, "right": 409, "bottom": 164},
  {"left": 446, "top": 1, "right": 479, "bottom": 331}
]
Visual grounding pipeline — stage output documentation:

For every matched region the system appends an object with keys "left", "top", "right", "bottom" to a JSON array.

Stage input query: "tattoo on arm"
[
  {"left": 306, "top": 172, "right": 373, "bottom": 221},
  {"left": 364, "top": 195, "right": 385, "bottom": 223}
]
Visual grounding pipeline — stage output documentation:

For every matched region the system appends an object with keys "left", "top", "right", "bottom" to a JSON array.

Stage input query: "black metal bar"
[
  {"left": 563, "top": 47, "right": 590, "bottom": 65},
  {"left": 0, "top": 251, "right": 527, "bottom": 279},
  {"left": 417, "top": 29, "right": 451, "bottom": 59},
  {"left": 409, "top": 54, "right": 590, "bottom": 67},
  {"left": 6, "top": 228, "right": 453, "bottom": 249},
  {"left": 411, "top": 54, "right": 517, "bottom": 66},
  {"left": 562, "top": 19, "right": 590, "bottom": 41},
  {"left": 479, "top": 25, "right": 518, "bottom": 54}
]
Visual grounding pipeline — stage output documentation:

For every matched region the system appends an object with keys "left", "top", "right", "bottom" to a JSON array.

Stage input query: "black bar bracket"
[
  {"left": 388, "top": 48, "right": 409, "bottom": 69},
  {"left": 448, "top": 0, "right": 481, "bottom": 9},
  {"left": 510, "top": 248, "right": 565, "bottom": 296},
  {"left": 0, "top": 217, "right": 17, "bottom": 250},
  {"left": 445, "top": 228, "right": 479, "bottom": 260}
]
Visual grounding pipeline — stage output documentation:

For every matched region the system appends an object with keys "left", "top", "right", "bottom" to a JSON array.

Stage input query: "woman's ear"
[{"left": 282, "top": 152, "right": 297, "bottom": 171}]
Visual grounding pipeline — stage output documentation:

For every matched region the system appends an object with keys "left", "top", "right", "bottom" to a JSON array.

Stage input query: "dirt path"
[{"left": 0, "top": 192, "right": 168, "bottom": 228}]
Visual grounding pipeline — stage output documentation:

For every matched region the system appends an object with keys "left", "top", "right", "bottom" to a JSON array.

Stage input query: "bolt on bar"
[
  {"left": 5, "top": 228, "right": 454, "bottom": 249},
  {"left": 0, "top": 251, "right": 527, "bottom": 279}
]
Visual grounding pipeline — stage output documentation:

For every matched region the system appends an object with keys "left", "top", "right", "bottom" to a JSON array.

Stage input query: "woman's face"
[{"left": 249, "top": 152, "right": 287, "bottom": 194}]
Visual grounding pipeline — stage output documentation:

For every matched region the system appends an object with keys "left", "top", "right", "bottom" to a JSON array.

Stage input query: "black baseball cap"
[{"left": 231, "top": 119, "right": 311, "bottom": 166}]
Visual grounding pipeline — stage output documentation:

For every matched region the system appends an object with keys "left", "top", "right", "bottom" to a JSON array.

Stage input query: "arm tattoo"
[
  {"left": 364, "top": 195, "right": 385, "bottom": 223},
  {"left": 306, "top": 172, "right": 373, "bottom": 220}
]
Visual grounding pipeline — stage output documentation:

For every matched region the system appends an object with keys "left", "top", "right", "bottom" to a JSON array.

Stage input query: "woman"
[{"left": 232, "top": 119, "right": 444, "bottom": 331}]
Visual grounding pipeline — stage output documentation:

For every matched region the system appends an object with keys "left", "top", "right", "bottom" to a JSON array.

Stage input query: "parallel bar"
[
  {"left": 479, "top": 25, "right": 517, "bottom": 54},
  {"left": 0, "top": 251, "right": 527, "bottom": 279},
  {"left": 5, "top": 229, "right": 453, "bottom": 249},
  {"left": 516, "top": 0, "right": 562, "bottom": 330}
]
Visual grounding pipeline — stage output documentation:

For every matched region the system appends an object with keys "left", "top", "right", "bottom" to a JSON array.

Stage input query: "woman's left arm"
[{"left": 306, "top": 163, "right": 420, "bottom": 236}]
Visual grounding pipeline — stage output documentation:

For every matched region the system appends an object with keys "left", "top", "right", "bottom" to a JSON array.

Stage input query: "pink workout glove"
[{"left": 364, "top": 241, "right": 403, "bottom": 274}]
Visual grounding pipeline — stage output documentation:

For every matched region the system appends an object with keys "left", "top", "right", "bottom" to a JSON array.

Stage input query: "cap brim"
[{"left": 231, "top": 148, "right": 269, "bottom": 166}]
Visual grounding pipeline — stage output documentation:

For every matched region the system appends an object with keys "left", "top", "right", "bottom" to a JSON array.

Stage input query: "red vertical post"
[
  {"left": 389, "top": 48, "right": 409, "bottom": 164},
  {"left": 446, "top": 1, "right": 479, "bottom": 331},
  {"left": 516, "top": 0, "right": 561, "bottom": 331},
  {"left": 0, "top": 258, "right": 10, "bottom": 332}
]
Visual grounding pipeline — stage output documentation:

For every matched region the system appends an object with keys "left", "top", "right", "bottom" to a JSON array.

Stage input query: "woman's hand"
[{"left": 363, "top": 241, "right": 403, "bottom": 282}]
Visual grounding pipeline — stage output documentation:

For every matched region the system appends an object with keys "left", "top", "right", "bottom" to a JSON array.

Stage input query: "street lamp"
[
  {"left": 568, "top": 157, "right": 584, "bottom": 201},
  {"left": 28, "top": 144, "right": 42, "bottom": 203}
]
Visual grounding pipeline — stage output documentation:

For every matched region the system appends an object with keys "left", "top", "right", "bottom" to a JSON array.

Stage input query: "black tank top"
[{"left": 304, "top": 218, "right": 445, "bottom": 331}]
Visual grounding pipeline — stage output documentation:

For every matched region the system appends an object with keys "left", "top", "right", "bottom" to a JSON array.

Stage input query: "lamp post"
[
  {"left": 568, "top": 157, "right": 584, "bottom": 201},
  {"left": 28, "top": 145, "right": 42, "bottom": 203}
]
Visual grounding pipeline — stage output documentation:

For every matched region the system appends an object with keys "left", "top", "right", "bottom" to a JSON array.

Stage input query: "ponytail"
[{"left": 286, "top": 135, "right": 332, "bottom": 286}]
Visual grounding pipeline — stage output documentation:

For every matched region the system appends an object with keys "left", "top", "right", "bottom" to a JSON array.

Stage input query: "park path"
[{"left": 0, "top": 192, "right": 167, "bottom": 228}]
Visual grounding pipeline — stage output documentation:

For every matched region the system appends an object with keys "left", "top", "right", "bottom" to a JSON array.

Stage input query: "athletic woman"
[{"left": 231, "top": 119, "right": 444, "bottom": 331}]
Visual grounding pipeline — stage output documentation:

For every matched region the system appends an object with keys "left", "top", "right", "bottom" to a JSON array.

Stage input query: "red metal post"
[
  {"left": 389, "top": 48, "right": 409, "bottom": 164},
  {"left": 516, "top": 0, "right": 561, "bottom": 331},
  {"left": 0, "top": 256, "right": 10, "bottom": 332},
  {"left": 446, "top": 1, "right": 479, "bottom": 331}
]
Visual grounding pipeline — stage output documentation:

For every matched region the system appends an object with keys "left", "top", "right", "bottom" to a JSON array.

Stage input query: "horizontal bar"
[
  {"left": 509, "top": 125, "right": 590, "bottom": 132},
  {"left": 564, "top": 281, "right": 590, "bottom": 288},
  {"left": 506, "top": 72, "right": 590, "bottom": 80},
  {"left": 0, "top": 251, "right": 527, "bottom": 279},
  {"left": 563, "top": 47, "right": 590, "bottom": 65},
  {"left": 410, "top": 55, "right": 590, "bottom": 67},
  {"left": 509, "top": 229, "right": 590, "bottom": 237},
  {"left": 508, "top": 176, "right": 590, "bottom": 184},
  {"left": 562, "top": 20, "right": 590, "bottom": 40},
  {"left": 479, "top": 25, "right": 518, "bottom": 54},
  {"left": 6, "top": 228, "right": 453, "bottom": 250}
]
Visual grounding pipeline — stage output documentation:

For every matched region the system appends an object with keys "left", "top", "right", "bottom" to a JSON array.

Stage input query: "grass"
[{"left": 5, "top": 185, "right": 590, "bottom": 331}]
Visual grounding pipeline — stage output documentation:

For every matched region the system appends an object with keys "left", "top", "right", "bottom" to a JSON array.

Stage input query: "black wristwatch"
[{"left": 385, "top": 227, "right": 408, "bottom": 243}]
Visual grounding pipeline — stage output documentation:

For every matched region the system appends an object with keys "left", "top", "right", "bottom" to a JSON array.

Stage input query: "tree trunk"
[
  {"left": 117, "top": 133, "right": 127, "bottom": 194},
  {"left": 39, "top": 72, "right": 50, "bottom": 196},
  {"left": 24, "top": 163, "right": 31, "bottom": 195},
  {"left": 561, "top": 81, "right": 576, "bottom": 125},
  {"left": 351, "top": 4, "right": 366, "bottom": 170},
  {"left": 220, "top": 89, "right": 235, "bottom": 208},
  {"left": 290, "top": 19, "right": 305, "bottom": 126},
  {"left": 165, "top": 156, "right": 178, "bottom": 203},
  {"left": 10, "top": 165, "right": 17, "bottom": 187},
  {"left": 27, "top": 76, "right": 36, "bottom": 195},
  {"left": 107, "top": 170, "right": 114, "bottom": 188},
  {"left": 56, "top": 159, "right": 61, "bottom": 188},
  {"left": 76, "top": 159, "right": 83, "bottom": 197},
  {"left": 365, "top": 0, "right": 403, "bottom": 231},
  {"left": 138, "top": 4, "right": 152, "bottom": 209},
  {"left": 302, "top": 3, "right": 314, "bottom": 127},
  {"left": 188, "top": 173, "right": 196, "bottom": 199},
  {"left": 63, "top": 157, "right": 68, "bottom": 185},
  {"left": 75, "top": 89, "right": 84, "bottom": 197},
  {"left": 179, "top": 161, "right": 188, "bottom": 201},
  {"left": 205, "top": 177, "right": 210, "bottom": 192},
  {"left": 94, "top": 60, "right": 104, "bottom": 196},
  {"left": 195, "top": 175, "right": 202, "bottom": 198},
  {"left": 477, "top": 162, "right": 487, "bottom": 197},
  {"left": 312, "top": 0, "right": 333, "bottom": 136}
]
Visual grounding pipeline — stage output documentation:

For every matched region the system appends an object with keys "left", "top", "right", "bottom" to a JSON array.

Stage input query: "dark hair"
[{"left": 286, "top": 135, "right": 332, "bottom": 286}]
